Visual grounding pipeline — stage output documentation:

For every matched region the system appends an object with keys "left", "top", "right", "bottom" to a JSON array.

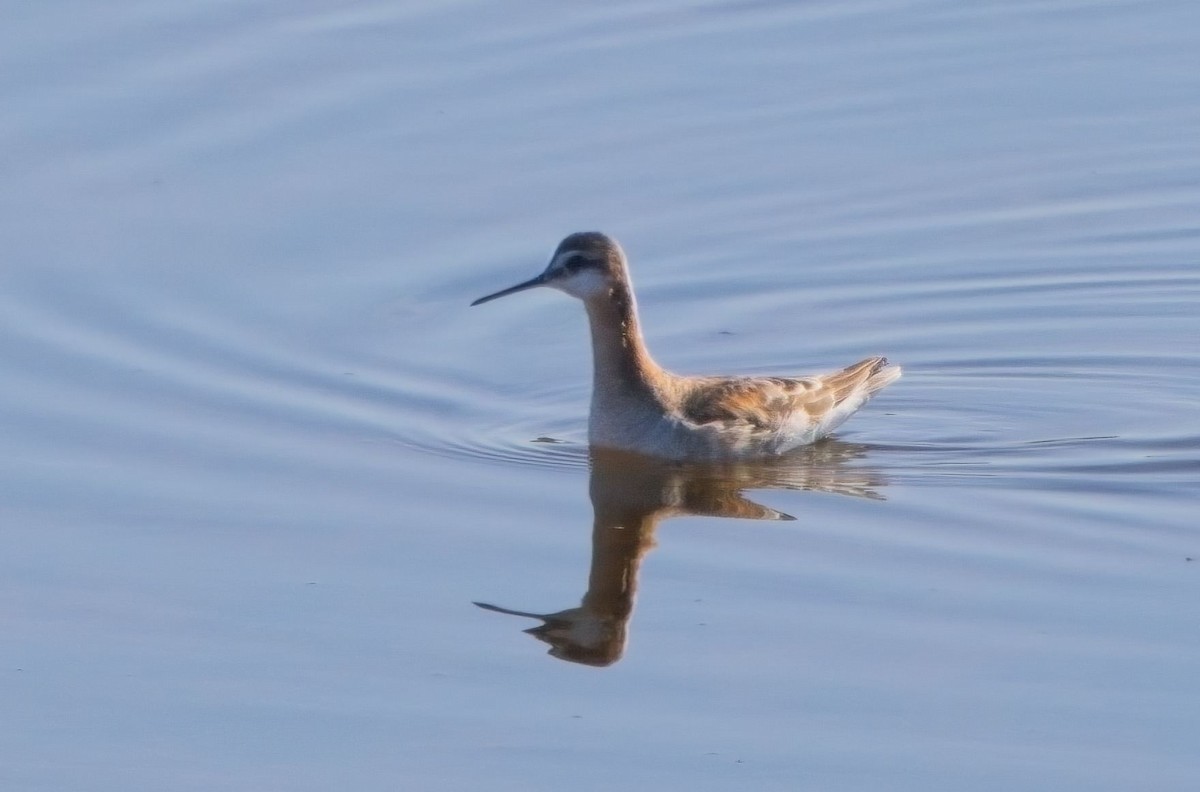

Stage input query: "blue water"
[{"left": 2, "top": 1, "right": 1198, "bottom": 790}]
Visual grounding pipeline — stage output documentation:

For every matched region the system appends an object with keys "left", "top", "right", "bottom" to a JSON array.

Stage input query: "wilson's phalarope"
[{"left": 471, "top": 232, "right": 901, "bottom": 460}]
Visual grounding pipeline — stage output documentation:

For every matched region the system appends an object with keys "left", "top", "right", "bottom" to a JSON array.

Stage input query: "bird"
[{"left": 470, "top": 232, "right": 900, "bottom": 460}]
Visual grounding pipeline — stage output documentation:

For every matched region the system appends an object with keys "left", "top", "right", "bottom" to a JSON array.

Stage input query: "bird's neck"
[{"left": 583, "top": 280, "right": 666, "bottom": 407}]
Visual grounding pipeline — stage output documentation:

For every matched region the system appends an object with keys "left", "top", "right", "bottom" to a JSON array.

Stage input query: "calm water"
[{"left": 3, "top": 1, "right": 1198, "bottom": 790}]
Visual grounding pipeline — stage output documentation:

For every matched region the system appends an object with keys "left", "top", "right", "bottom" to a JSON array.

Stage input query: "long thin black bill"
[
  {"left": 473, "top": 601, "right": 547, "bottom": 619},
  {"left": 470, "top": 274, "right": 546, "bottom": 306}
]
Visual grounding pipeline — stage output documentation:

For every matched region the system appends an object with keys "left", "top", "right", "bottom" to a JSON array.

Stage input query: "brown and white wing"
[{"left": 679, "top": 357, "right": 899, "bottom": 437}]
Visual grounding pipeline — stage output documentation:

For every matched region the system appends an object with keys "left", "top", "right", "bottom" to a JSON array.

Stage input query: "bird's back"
[{"left": 665, "top": 356, "right": 901, "bottom": 457}]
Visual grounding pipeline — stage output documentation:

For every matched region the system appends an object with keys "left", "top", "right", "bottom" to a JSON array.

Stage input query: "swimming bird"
[{"left": 471, "top": 232, "right": 900, "bottom": 460}]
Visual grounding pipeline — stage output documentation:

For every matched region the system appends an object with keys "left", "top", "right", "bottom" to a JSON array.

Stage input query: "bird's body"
[{"left": 472, "top": 232, "right": 900, "bottom": 461}]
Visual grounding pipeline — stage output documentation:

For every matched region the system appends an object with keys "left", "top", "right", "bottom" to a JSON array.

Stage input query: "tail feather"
[
  {"left": 826, "top": 356, "right": 899, "bottom": 403},
  {"left": 865, "top": 358, "right": 902, "bottom": 396}
]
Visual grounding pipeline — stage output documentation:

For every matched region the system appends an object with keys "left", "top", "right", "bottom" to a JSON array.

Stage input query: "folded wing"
[{"left": 679, "top": 356, "right": 898, "bottom": 434}]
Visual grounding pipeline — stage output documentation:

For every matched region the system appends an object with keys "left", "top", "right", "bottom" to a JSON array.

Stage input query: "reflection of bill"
[{"left": 475, "top": 443, "right": 888, "bottom": 666}]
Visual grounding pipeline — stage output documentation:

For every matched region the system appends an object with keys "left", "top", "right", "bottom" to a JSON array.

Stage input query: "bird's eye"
[{"left": 564, "top": 255, "right": 586, "bottom": 272}]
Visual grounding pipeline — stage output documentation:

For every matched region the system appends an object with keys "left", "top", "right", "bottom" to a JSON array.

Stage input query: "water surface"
[{"left": 2, "top": 1, "right": 1198, "bottom": 790}]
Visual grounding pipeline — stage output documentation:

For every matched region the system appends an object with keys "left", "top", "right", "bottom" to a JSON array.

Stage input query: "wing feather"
[{"left": 678, "top": 357, "right": 893, "bottom": 432}]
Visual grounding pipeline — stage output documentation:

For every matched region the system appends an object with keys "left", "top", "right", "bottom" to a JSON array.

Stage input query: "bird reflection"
[{"left": 475, "top": 441, "right": 888, "bottom": 666}]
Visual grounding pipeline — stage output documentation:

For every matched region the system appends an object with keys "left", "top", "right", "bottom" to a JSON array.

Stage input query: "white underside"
[{"left": 588, "top": 389, "right": 877, "bottom": 461}]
